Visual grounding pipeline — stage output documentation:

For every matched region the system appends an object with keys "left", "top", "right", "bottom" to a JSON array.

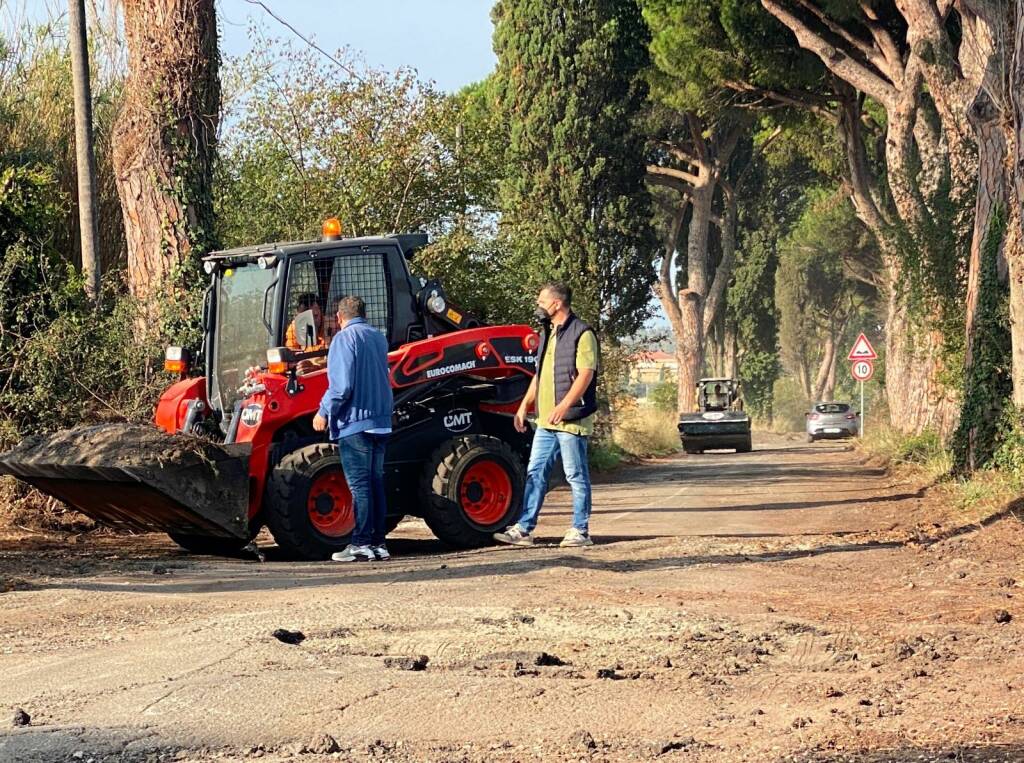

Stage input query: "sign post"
[{"left": 848, "top": 335, "right": 877, "bottom": 439}]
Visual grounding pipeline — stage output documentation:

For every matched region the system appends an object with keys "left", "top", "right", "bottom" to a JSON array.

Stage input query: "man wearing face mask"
[{"left": 493, "top": 282, "right": 599, "bottom": 548}]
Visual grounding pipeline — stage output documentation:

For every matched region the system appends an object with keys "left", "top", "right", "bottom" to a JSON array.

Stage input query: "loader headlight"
[
  {"left": 203, "top": 260, "right": 216, "bottom": 275},
  {"left": 164, "top": 346, "right": 190, "bottom": 375},
  {"left": 266, "top": 347, "right": 289, "bottom": 375},
  {"left": 427, "top": 293, "right": 446, "bottom": 314}
]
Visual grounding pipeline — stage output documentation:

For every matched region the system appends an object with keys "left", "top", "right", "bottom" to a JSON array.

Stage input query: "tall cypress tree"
[{"left": 492, "top": 0, "right": 656, "bottom": 339}]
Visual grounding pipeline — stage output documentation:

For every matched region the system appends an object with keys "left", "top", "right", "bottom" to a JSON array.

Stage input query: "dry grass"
[
  {"left": 858, "top": 425, "right": 952, "bottom": 481},
  {"left": 613, "top": 404, "right": 681, "bottom": 458}
]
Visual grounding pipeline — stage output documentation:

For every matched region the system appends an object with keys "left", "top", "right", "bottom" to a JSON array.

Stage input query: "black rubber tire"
[
  {"left": 737, "top": 436, "right": 753, "bottom": 453},
  {"left": 167, "top": 532, "right": 256, "bottom": 557},
  {"left": 421, "top": 435, "right": 524, "bottom": 549},
  {"left": 684, "top": 447, "right": 702, "bottom": 455},
  {"left": 263, "top": 442, "right": 353, "bottom": 560}
]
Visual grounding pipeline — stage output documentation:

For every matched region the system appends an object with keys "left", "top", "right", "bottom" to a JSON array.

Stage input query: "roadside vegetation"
[{"left": 859, "top": 425, "right": 1022, "bottom": 531}]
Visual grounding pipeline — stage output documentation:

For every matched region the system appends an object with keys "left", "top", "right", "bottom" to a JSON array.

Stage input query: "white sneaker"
[
  {"left": 492, "top": 525, "right": 534, "bottom": 546},
  {"left": 331, "top": 544, "right": 374, "bottom": 562},
  {"left": 560, "top": 528, "right": 593, "bottom": 548},
  {"left": 371, "top": 544, "right": 391, "bottom": 561}
]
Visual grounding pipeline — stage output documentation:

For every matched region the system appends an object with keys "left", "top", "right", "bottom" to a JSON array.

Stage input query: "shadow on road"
[
  {"left": 616, "top": 462, "right": 887, "bottom": 487},
  {"left": 2, "top": 726, "right": 1021, "bottom": 763},
  {"left": 577, "top": 486, "right": 928, "bottom": 515},
  {"left": 28, "top": 535, "right": 907, "bottom": 595},
  {"left": 788, "top": 745, "right": 1024, "bottom": 763}
]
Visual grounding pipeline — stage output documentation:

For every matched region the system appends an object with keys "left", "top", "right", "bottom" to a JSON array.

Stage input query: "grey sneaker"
[
  {"left": 492, "top": 525, "right": 534, "bottom": 546},
  {"left": 331, "top": 544, "right": 374, "bottom": 562},
  {"left": 371, "top": 544, "right": 391, "bottom": 561},
  {"left": 560, "top": 528, "right": 593, "bottom": 548}
]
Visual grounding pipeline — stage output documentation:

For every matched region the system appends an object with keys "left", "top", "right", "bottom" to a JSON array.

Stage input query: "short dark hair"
[
  {"left": 539, "top": 281, "right": 571, "bottom": 306},
  {"left": 337, "top": 295, "right": 366, "bottom": 319},
  {"left": 296, "top": 292, "right": 319, "bottom": 311}
]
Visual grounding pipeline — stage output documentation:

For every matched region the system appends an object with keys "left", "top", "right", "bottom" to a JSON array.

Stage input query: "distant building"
[{"left": 628, "top": 350, "right": 677, "bottom": 401}]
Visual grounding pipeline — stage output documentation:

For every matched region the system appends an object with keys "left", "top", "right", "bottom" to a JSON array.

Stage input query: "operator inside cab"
[
  {"left": 286, "top": 292, "right": 327, "bottom": 351},
  {"left": 706, "top": 383, "right": 729, "bottom": 411},
  {"left": 286, "top": 292, "right": 328, "bottom": 374}
]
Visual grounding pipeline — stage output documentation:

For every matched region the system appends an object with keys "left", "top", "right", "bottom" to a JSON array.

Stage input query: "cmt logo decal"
[
  {"left": 443, "top": 409, "right": 473, "bottom": 432},
  {"left": 425, "top": 360, "right": 477, "bottom": 379},
  {"left": 240, "top": 403, "right": 263, "bottom": 427}
]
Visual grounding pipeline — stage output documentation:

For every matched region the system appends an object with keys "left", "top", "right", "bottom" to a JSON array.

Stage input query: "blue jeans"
[
  {"left": 338, "top": 431, "right": 389, "bottom": 547},
  {"left": 516, "top": 427, "right": 592, "bottom": 534}
]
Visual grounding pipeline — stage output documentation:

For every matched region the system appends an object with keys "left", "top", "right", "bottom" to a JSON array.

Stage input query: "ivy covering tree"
[
  {"left": 112, "top": 0, "right": 220, "bottom": 316},
  {"left": 491, "top": 0, "right": 657, "bottom": 339}
]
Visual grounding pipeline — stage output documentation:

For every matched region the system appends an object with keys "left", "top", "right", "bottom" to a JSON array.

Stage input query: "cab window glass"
[{"left": 286, "top": 254, "right": 390, "bottom": 340}]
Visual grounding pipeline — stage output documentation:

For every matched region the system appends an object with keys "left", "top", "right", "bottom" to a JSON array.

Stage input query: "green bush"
[
  {"left": 992, "top": 406, "right": 1024, "bottom": 487},
  {"left": 648, "top": 379, "right": 678, "bottom": 412},
  {"left": 893, "top": 429, "right": 944, "bottom": 464},
  {"left": 0, "top": 277, "right": 166, "bottom": 448},
  {"left": 589, "top": 441, "right": 626, "bottom": 472},
  {"left": 771, "top": 376, "right": 809, "bottom": 432}
]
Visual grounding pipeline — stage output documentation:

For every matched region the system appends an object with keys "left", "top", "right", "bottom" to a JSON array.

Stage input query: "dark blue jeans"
[{"left": 338, "top": 431, "right": 389, "bottom": 547}]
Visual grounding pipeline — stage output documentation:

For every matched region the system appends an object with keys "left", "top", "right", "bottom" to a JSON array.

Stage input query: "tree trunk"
[
  {"left": 676, "top": 290, "right": 703, "bottom": 413},
  {"left": 812, "top": 331, "right": 836, "bottom": 403},
  {"left": 1008, "top": 0, "right": 1024, "bottom": 406},
  {"left": 68, "top": 0, "right": 101, "bottom": 301},
  {"left": 725, "top": 322, "right": 738, "bottom": 380},
  {"left": 797, "top": 355, "right": 812, "bottom": 402},
  {"left": 113, "top": 0, "right": 220, "bottom": 306},
  {"left": 649, "top": 115, "right": 745, "bottom": 417},
  {"left": 884, "top": 275, "right": 960, "bottom": 434},
  {"left": 965, "top": 110, "right": 1009, "bottom": 366},
  {"left": 824, "top": 350, "right": 837, "bottom": 402}
]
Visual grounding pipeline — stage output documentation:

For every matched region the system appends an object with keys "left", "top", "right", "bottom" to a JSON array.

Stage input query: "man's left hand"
[
  {"left": 313, "top": 413, "right": 327, "bottom": 432},
  {"left": 548, "top": 403, "right": 569, "bottom": 426}
]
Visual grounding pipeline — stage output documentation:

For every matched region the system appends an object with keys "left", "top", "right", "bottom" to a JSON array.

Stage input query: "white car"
[{"left": 806, "top": 402, "right": 860, "bottom": 442}]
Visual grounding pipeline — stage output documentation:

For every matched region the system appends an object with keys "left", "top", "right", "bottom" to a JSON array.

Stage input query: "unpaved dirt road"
[{"left": 2, "top": 435, "right": 1024, "bottom": 762}]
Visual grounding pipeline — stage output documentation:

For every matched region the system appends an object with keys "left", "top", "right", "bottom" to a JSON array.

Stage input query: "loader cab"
[
  {"left": 697, "top": 378, "right": 740, "bottom": 412},
  {"left": 202, "top": 233, "right": 426, "bottom": 431}
]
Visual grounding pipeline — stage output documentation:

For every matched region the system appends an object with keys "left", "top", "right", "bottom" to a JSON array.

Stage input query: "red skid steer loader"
[{"left": 0, "top": 223, "right": 539, "bottom": 559}]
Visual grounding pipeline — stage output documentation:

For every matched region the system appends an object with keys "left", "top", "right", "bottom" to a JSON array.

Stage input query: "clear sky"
[
  {"left": 217, "top": 0, "right": 498, "bottom": 92},
  {"left": 10, "top": 0, "right": 498, "bottom": 93}
]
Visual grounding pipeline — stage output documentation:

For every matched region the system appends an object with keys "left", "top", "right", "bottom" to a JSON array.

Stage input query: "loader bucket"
[{"left": 0, "top": 424, "right": 251, "bottom": 539}]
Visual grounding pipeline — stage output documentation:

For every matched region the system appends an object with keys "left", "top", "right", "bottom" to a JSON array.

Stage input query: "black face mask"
[{"left": 533, "top": 306, "right": 552, "bottom": 324}]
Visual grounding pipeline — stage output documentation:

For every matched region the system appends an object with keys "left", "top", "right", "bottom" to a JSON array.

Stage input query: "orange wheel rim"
[
  {"left": 459, "top": 459, "right": 512, "bottom": 526},
  {"left": 307, "top": 470, "right": 354, "bottom": 537}
]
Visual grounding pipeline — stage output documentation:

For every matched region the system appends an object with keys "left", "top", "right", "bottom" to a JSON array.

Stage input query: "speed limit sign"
[{"left": 851, "top": 359, "right": 874, "bottom": 381}]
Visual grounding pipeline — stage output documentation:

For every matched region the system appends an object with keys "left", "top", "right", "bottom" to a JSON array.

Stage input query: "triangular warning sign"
[{"left": 847, "top": 333, "right": 878, "bottom": 361}]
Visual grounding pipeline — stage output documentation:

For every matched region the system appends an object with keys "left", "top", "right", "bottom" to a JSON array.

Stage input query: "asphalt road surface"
[{"left": 1, "top": 434, "right": 1023, "bottom": 762}]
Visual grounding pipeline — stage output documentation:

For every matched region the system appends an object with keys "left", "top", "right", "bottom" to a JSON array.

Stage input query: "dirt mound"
[
  {"left": 0, "top": 424, "right": 251, "bottom": 538},
  {"left": 2, "top": 423, "right": 230, "bottom": 469}
]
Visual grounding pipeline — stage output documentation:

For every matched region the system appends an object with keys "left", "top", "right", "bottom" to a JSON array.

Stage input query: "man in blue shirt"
[{"left": 313, "top": 296, "right": 394, "bottom": 562}]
